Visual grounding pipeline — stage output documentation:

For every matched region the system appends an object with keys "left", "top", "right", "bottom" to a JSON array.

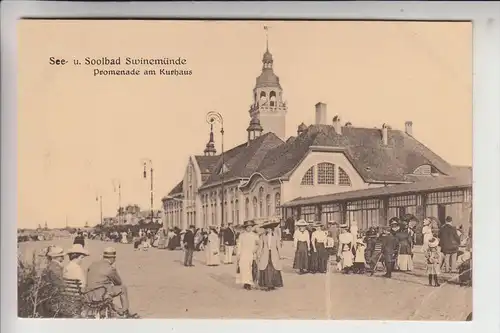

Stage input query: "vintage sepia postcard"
[{"left": 16, "top": 19, "right": 473, "bottom": 321}]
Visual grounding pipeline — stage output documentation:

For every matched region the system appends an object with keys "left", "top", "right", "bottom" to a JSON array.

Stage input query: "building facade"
[
  {"left": 162, "top": 40, "right": 471, "bottom": 231},
  {"left": 281, "top": 173, "right": 472, "bottom": 232}
]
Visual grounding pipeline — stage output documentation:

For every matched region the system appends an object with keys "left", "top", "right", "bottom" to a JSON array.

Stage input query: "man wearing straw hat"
[
  {"left": 63, "top": 244, "right": 89, "bottom": 289},
  {"left": 44, "top": 246, "right": 66, "bottom": 287},
  {"left": 86, "top": 247, "right": 136, "bottom": 317}
]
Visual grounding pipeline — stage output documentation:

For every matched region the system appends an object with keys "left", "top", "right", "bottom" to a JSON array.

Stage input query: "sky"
[{"left": 17, "top": 20, "right": 472, "bottom": 229}]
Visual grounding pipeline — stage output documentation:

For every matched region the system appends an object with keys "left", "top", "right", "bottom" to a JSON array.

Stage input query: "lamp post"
[
  {"left": 142, "top": 159, "right": 154, "bottom": 224},
  {"left": 96, "top": 195, "right": 103, "bottom": 225},
  {"left": 112, "top": 179, "right": 122, "bottom": 224},
  {"left": 206, "top": 111, "right": 225, "bottom": 227}
]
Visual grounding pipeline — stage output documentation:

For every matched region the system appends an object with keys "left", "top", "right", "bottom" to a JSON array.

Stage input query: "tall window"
[
  {"left": 245, "top": 198, "right": 250, "bottom": 220},
  {"left": 258, "top": 187, "right": 264, "bottom": 217},
  {"left": 266, "top": 194, "right": 271, "bottom": 217},
  {"left": 235, "top": 199, "right": 239, "bottom": 224},
  {"left": 318, "top": 163, "right": 335, "bottom": 184},
  {"left": 224, "top": 201, "right": 228, "bottom": 225},
  {"left": 301, "top": 166, "right": 314, "bottom": 185},
  {"left": 230, "top": 200, "right": 234, "bottom": 223},
  {"left": 338, "top": 167, "right": 352, "bottom": 186},
  {"left": 253, "top": 197, "right": 258, "bottom": 218},
  {"left": 275, "top": 193, "right": 281, "bottom": 217}
]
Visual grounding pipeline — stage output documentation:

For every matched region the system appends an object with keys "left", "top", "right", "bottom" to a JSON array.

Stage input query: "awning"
[{"left": 282, "top": 175, "right": 472, "bottom": 208}]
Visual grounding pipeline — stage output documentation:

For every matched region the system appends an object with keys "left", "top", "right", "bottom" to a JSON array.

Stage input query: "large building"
[{"left": 162, "top": 41, "right": 471, "bottom": 231}]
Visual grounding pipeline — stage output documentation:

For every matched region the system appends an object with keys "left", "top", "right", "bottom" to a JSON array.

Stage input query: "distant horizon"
[{"left": 18, "top": 20, "right": 472, "bottom": 228}]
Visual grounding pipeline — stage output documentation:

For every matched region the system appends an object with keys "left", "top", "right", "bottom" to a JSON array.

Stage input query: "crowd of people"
[
  {"left": 290, "top": 214, "right": 472, "bottom": 288},
  {"left": 31, "top": 213, "right": 472, "bottom": 318}
]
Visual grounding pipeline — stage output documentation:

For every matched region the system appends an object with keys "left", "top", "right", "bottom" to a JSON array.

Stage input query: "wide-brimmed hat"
[
  {"left": 339, "top": 223, "right": 349, "bottom": 229},
  {"left": 103, "top": 247, "right": 117, "bottom": 258},
  {"left": 243, "top": 220, "right": 256, "bottom": 228},
  {"left": 423, "top": 218, "right": 431, "bottom": 226},
  {"left": 295, "top": 219, "right": 308, "bottom": 227},
  {"left": 47, "top": 246, "right": 65, "bottom": 258},
  {"left": 428, "top": 238, "right": 439, "bottom": 248},
  {"left": 67, "top": 244, "right": 89, "bottom": 256},
  {"left": 261, "top": 221, "right": 280, "bottom": 230}
]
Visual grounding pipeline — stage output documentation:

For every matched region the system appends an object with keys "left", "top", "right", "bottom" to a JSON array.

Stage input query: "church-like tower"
[
  {"left": 248, "top": 27, "right": 287, "bottom": 141},
  {"left": 203, "top": 123, "right": 217, "bottom": 156}
]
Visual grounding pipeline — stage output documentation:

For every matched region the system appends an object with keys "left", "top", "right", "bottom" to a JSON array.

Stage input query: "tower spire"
[
  {"left": 204, "top": 123, "right": 217, "bottom": 156},
  {"left": 264, "top": 25, "right": 269, "bottom": 51}
]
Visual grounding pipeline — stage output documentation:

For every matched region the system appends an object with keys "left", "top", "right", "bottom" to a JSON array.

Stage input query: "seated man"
[{"left": 86, "top": 247, "right": 136, "bottom": 317}]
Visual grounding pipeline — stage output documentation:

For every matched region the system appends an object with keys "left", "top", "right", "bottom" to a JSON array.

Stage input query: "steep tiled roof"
[
  {"left": 167, "top": 180, "right": 183, "bottom": 196},
  {"left": 282, "top": 173, "right": 472, "bottom": 208},
  {"left": 199, "top": 133, "right": 284, "bottom": 189},
  {"left": 195, "top": 155, "right": 219, "bottom": 175},
  {"left": 256, "top": 124, "right": 454, "bottom": 182}
]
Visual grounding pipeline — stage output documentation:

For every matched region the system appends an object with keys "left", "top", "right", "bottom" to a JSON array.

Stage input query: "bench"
[{"left": 62, "top": 278, "right": 117, "bottom": 318}]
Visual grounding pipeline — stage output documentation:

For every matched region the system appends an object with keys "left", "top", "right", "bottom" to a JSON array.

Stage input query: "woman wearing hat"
[
  {"left": 421, "top": 218, "right": 433, "bottom": 252},
  {"left": 257, "top": 220, "right": 283, "bottom": 290},
  {"left": 337, "top": 224, "right": 354, "bottom": 273},
  {"left": 63, "top": 244, "right": 90, "bottom": 289},
  {"left": 394, "top": 221, "right": 414, "bottom": 272},
  {"left": 425, "top": 237, "right": 441, "bottom": 287},
  {"left": 236, "top": 220, "right": 259, "bottom": 290},
  {"left": 205, "top": 227, "right": 221, "bottom": 267},
  {"left": 311, "top": 223, "right": 329, "bottom": 274},
  {"left": 293, "top": 219, "right": 310, "bottom": 274}
]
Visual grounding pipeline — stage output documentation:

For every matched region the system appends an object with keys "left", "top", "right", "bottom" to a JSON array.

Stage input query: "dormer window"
[
  {"left": 413, "top": 164, "right": 439, "bottom": 176},
  {"left": 219, "top": 164, "right": 229, "bottom": 175}
]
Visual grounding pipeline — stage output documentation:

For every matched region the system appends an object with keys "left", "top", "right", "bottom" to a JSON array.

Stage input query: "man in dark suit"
[
  {"left": 223, "top": 223, "right": 236, "bottom": 264},
  {"left": 183, "top": 225, "right": 196, "bottom": 267},
  {"left": 380, "top": 227, "right": 399, "bottom": 278},
  {"left": 439, "top": 216, "right": 461, "bottom": 273}
]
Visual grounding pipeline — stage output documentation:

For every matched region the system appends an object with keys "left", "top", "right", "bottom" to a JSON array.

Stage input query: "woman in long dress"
[
  {"left": 236, "top": 221, "right": 258, "bottom": 289},
  {"left": 395, "top": 221, "right": 413, "bottom": 271},
  {"left": 311, "top": 224, "right": 329, "bottom": 273},
  {"left": 293, "top": 220, "right": 310, "bottom": 274},
  {"left": 157, "top": 228, "right": 167, "bottom": 249},
  {"left": 338, "top": 224, "right": 354, "bottom": 273},
  {"left": 205, "top": 227, "right": 221, "bottom": 266},
  {"left": 258, "top": 221, "right": 284, "bottom": 291}
]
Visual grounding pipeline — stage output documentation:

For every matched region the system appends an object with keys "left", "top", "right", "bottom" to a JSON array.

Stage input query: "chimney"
[
  {"left": 332, "top": 115, "right": 342, "bottom": 135},
  {"left": 382, "top": 123, "right": 389, "bottom": 145},
  {"left": 315, "top": 102, "right": 327, "bottom": 125},
  {"left": 405, "top": 121, "right": 413, "bottom": 136}
]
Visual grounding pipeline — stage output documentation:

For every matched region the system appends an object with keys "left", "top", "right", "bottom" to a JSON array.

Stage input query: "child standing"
[
  {"left": 425, "top": 238, "right": 441, "bottom": 287},
  {"left": 353, "top": 238, "right": 366, "bottom": 274},
  {"left": 340, "top": 243, "right": 354, "bottom": 274}
]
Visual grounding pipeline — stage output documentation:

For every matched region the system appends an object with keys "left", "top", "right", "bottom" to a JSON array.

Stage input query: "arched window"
[
  {"left": 301, "top": 166, "right": 315, "bottom": 185},
  {"left": 266, "top": 194, "right": 271, "bottom": 217},
  {"left": 338, "top": 167, "right": 352, "bottom": 186},
  {"left": 318, "top": 163, "right": 335, "bottom": 184},
  {"left": 275, "top": 193, "right": 281, "bottom": 216},
  {"left": 269, "top": 91, "right": 277, "bottom": 107},
  {"left": 258, "top": 187, "right": 264, "bottom": 217},
  {"left": 245, "top": 197, "right": 250, "bottom": 220},
  {"left": 253, "top": 197, "right": 258, "bottom": 218}
]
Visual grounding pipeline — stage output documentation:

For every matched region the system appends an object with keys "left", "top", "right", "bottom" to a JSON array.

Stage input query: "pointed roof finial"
[{"left": 264, "top": 25, "right": 269, "bottom": 51}]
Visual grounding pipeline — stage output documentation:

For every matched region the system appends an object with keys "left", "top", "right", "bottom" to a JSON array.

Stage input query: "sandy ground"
[{"left": 18, "top": 239, "right": 471, "bottom": 320}]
